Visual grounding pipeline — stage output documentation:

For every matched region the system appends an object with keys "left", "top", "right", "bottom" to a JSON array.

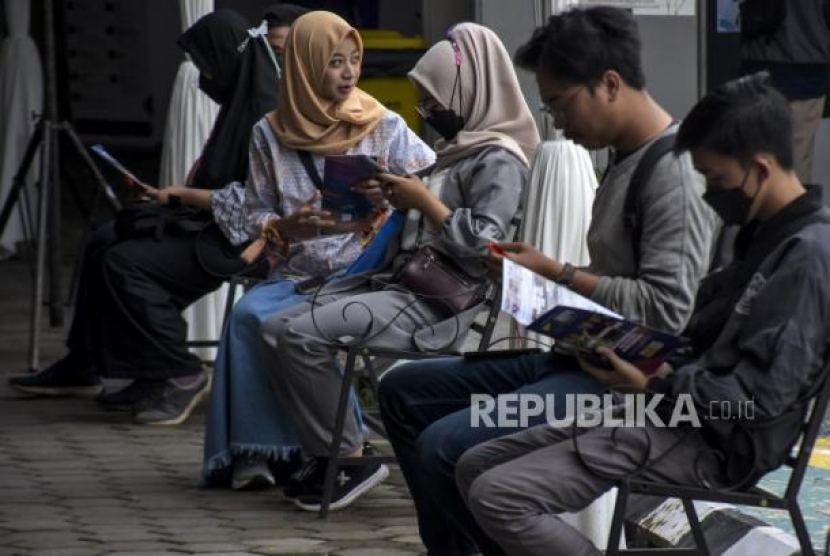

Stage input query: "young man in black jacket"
[{"left": 455, "top": 73, "right": 830, "bottom": 556}]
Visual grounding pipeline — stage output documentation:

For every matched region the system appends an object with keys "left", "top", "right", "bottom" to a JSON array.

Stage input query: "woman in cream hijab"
[
  {"left": 202, "top": 11, "right": 434, "bottom": 491},
  {"left": 259, "top": 23, "right": 540, "bottom": 512}
]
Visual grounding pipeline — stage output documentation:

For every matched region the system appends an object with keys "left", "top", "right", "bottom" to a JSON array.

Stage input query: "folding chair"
[
  {"left": 316, "top": 278, "right": 506, "bottom": 517},
  {"left": 185, "top": 274, "right": 261, "bottom": 354},
  {"left": 605, "top": 362, "right": 830, "bottom": 556}
]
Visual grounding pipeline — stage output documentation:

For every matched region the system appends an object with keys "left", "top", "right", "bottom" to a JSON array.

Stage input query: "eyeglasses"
[
  {"left": 540, "top": 86, "right": 584, "bottom": 121},
  {"left": 415, "top": 98, "right": 442, "bottom": 119}
]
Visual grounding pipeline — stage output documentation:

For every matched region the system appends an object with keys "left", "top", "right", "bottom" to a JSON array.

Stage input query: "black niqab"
[
  {"left": 263, "top": 4, "right": 310, "bottom": 28},
  {"left": 177, "top": 10, "right": 279, "bottom": 190}
]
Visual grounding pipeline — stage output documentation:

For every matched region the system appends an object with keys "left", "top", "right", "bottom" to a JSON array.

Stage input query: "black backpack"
[
  {"left": 739, "top": 0, "right": 787, "bottom": 41},
  {"left": 623, "top": 132, "right": 678, "bottom": 272},
  {"left": 624, "top": 132, "right": 736, "bottom": 274}
]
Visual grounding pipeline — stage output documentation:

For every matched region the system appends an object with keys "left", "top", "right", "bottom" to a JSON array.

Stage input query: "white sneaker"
[{"left": 232, "top": 455, "right": 275, "bottom": 490}]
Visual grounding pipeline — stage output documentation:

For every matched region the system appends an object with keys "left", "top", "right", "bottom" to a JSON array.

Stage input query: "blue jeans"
[{"left": 378, "top": 351, "right": 603, "bottom": 556}]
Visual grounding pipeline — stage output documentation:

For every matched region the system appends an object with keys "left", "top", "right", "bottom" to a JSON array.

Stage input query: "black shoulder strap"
[
  {"left": 297, "top": 151, "right": 324, "bottom": 191},
  {"left": 623, "top": 131, "right": 678, "bottom": 272}
]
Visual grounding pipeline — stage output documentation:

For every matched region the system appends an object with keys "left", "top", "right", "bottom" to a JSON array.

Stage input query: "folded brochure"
[
  {"left": 322, "top": 154, "right": 383, "bottom": 221},
  {"left": 500, "top": 258, "right": 685, "bottom": 374},
  {"left": 527, "top": 305, "right": 688, "bottom": 374}
]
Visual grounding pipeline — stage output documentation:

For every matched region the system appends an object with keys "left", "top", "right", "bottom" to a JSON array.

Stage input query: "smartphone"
[
  {"left": 91, "top": 144, "right": 151, "bottom": 189},
  {"left": 463, "top": 347, "right": 543, "bottom": 360},
  {"left": 487, "top": 242, "right": 506, "bottom": 256},
  {"left": 295, "top": 276, "right": 327, "bottom": 294}
]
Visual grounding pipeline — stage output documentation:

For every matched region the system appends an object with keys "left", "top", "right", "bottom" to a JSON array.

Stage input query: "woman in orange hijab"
[{"left": 203, "top": 11, "right": 434, "bottom": 490}]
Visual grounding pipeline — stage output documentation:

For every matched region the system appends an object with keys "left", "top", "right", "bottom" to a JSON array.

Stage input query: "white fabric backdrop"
[
  {"left": 0, "top": 0, "right": 43, "bottom": 257},
  {"left": 157, "top": 0, "right": 226, "bottom": 362}
]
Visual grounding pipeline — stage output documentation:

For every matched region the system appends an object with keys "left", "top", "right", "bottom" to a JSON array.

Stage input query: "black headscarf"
[
  {"left": 262, "top": 4, "right": 310, "bottom": 28},
  {"left": 177, "top": 10, "right": 279, "bottom": 190}
]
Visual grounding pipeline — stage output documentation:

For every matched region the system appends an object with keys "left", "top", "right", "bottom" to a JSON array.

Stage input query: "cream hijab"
[
  {"left": 409, "top": 23, "right": 540, "bottom": 170},
  {"left": 268, "top": 11, "right": 386, "bottom": 154}
]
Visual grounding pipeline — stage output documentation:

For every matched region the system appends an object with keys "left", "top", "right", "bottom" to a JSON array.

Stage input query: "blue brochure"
[
  {"left": 322, "top": 155, "right": 383, "bottom": 220},
  {"left": 527, "top": 306, "right": 689, "bottom": 375}
]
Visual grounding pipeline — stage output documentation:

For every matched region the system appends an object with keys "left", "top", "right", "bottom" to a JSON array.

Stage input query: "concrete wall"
[
  {"left": 637, "top": 15, "right": 700, "bottom": 121},
  {"left": 475, "top": 0, "right": 545, "bottom": 132}
]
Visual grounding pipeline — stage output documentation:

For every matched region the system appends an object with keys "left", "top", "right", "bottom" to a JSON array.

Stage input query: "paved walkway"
[{"left": 0, "top": 248, "right": 424, "bottom": 556}]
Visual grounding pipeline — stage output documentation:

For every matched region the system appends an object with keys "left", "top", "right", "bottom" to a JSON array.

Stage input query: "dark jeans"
[
  {"left": 66, "top": 221, "right": 119, "bottom": 366},
  {"left": 378, "top": 351, "right": 603, "bottom": 556}
]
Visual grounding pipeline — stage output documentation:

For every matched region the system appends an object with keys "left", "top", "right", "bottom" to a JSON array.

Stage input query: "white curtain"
[
  {"left": 0, "top": 0, "right": 43, "bottom": 258},
  {"left": 158, "top": 0, "right": 226, "bottom": 362}
]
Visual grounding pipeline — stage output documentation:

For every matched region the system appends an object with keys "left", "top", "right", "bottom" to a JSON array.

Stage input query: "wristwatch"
[{"left": 555, "top": 262, "right": 576, "bottom": 288}]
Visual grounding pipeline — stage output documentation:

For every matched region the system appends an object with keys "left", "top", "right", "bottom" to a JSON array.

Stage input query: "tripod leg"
[
  {"left": 63, "top": 124, "right": 122, "bottom": 213},
  {"left": 48, "top": 126, "right": 63, "bottom": 327},
  {"left": 62, "top": 124, "right": 121, "bottom": 307},
  {"left": 29, "top": 125, "right": 52, "bottom": 372},
  {"left": 0, "top": 126, "right": 43, "bottom": 238}
]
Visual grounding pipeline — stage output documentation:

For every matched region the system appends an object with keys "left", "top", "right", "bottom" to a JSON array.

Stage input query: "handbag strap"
[{"left": 297, "top": 151, "right": 324, "bottom": 191}]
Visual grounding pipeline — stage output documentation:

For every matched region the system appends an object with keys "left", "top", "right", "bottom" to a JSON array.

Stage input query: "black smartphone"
[
  {"left": 463, "top": 347, "right": 543, "bottom": 360},
  {"left": 295, "top": 276, "right": 326, "bottom": 294}
]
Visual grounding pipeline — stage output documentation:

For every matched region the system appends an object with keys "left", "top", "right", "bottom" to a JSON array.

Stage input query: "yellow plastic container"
[
  {"left": 358, "top": 30, "right": 426, "bottom": 134},
  {"left": 359, "top": 76, "right": 421, "bottom": 134},
  {"left": 359, "top": 29, "right": 426, "bottom": 50}
]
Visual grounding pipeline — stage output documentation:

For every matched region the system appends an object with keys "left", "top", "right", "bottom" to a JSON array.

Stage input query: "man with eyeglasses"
[{"left": 377, "top": 7, "right": 717, "bottom": 556}]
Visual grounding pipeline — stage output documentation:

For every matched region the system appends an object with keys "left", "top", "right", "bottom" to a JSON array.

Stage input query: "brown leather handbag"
[{"left": 396, "top": 245, "right": 487, "bottom": 317}]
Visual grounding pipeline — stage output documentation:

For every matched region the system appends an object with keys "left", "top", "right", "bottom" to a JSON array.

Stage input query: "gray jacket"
[
  {"left": 587, "top": 125, "right": 717, "bottom": 334},
  {"left": 332, "top": 146, "right": 528, "bottom": 350}
]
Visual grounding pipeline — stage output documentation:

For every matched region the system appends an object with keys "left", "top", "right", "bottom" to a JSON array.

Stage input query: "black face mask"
[
  {"left": 199, "top": 74, "right": 231, "bottom": 104},
  {"left": 703, "top": 187, "right": 754, "bottom": 226},
  {"left": 425, "top": 108, "right": 465, "bottom": 141}
]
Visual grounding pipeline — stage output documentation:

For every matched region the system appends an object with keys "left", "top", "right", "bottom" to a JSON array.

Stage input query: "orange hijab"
[{"left": 267, "top": 11, "right": 386, "bottom": 154}]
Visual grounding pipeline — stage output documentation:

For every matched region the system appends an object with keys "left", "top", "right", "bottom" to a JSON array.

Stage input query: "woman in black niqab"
[{"left": 177, "top": 10, "right": 279, "bottom": 191}]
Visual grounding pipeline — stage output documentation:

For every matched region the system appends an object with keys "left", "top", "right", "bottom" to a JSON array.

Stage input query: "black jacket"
[{"left": 650, "top": 186, "right": 830, "bottom": 485}]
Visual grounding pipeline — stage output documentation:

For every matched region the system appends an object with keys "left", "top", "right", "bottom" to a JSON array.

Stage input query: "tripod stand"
[{"left": 0, "top": 0, "right": 120, "bottom": 371}]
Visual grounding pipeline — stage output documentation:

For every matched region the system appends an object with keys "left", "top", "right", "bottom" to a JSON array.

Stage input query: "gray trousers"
[
  {"left": 455, "top": 421, "right": 725, "bottom": 556},
  {"left": 790, "top": 96, "right": 826, "bottom": 184},
  {"left": 260, "top": 279, "right": 446, "bottom": 456}
]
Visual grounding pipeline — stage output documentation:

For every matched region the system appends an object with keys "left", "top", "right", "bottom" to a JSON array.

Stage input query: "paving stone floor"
[{"left": 0, "top": 244, "right": 426, "bottom": 556}]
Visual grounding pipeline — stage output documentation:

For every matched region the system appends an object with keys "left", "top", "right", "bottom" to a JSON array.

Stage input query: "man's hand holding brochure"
[{"left": 500, "top": 258, "right": 686, "bottom": 377}]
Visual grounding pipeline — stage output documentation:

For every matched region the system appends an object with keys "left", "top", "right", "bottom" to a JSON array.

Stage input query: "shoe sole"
[
  {"left": 10, "top": 384, "right": 103, "bottom": 398},
  {"left": 232, "top": 474, "right": 276, "bottom": 491},
  {"left": 135, "top": 384, "right": 210, "bottom": 426},
  {"left": 96, "top": 402, "right": 136, "bottom": 413},
  {"left": 293, "top": 464, "right": 390, "bottom": 513}
]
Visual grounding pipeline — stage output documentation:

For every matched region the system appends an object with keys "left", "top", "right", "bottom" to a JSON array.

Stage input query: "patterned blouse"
[
  {"left": 244, "top": 111, "right": 436, "bottom": 279},
  {"left": 210, "top": 181, "right": 248, "bottom": 247}
]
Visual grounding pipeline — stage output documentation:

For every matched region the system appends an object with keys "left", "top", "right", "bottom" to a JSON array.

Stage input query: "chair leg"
[
  {"left": 789, "top": 503, "right": 816, "bottom": 556},
  {"left": 682, "top": 499, "right": 710, "bottom": 556},
  {"left": 220, "top": 278, "right": 240, "bottom": 336},
  {"left": 319, "top": 348, "right": 359, "bottom": 519},
  {"left": 606, "top": 482, "right": 629, "bottom": 556}
]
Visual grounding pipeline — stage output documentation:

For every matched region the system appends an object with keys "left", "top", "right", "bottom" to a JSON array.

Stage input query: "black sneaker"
[
  {"left": 132, "top": 373, "right": 210, "bottom": 426},
  {"left": 283, "top": 457, "right": 326, "bottom": 502},
  {"left": 96, "top": 380, "right": 166, "bottom": 412},
  {"left": 8, "top": 356, "right": 101, "bottom": 398},
  {"left": 282, "top": 443, "right": 376, "bottom": 502},
  {"left": 293, "top": 460, "right": 389, "bottom": 512}
]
